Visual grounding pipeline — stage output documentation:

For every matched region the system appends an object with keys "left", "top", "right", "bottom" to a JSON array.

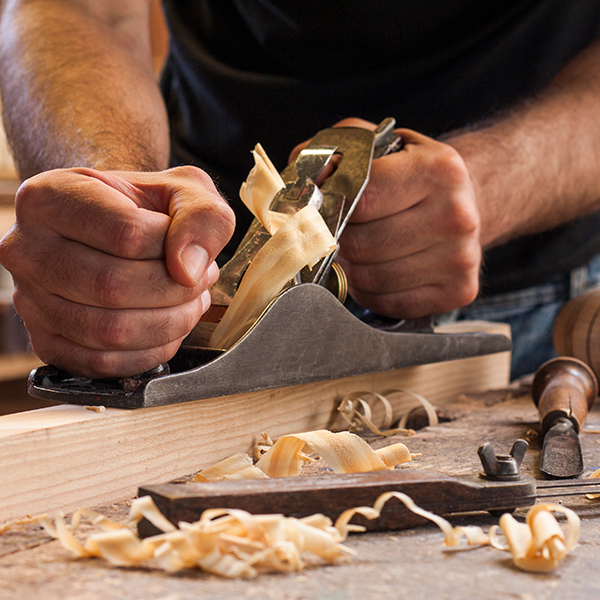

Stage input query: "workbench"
[{"left": 2, "top": 383, "right": 600, "bottom": 600}]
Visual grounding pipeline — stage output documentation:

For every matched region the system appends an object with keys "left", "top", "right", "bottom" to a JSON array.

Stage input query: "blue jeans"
[{"left": 437, "top": 255, "right": 600, "bottom": 380}]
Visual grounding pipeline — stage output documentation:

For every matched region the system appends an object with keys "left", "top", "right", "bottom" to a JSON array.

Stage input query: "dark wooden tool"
[
  {"left": 137, "top": 469, "right": 537, "bottom": 538},
  {"left": 532, "top": 357, "right": 598, "bottom": 478},
  {"left": 136, "top": 438, "right": 600, "bottom": 538}
]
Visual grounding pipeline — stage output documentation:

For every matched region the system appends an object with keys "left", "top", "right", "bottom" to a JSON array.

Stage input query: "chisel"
[{"left": 532, "top": 357, "right": 598, "bottom": 478}]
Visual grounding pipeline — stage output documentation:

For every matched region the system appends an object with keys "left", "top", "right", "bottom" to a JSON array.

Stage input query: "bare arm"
[
  {"left": 0, "top": 0, "right": 235, "bottom": 378},
  {"left": 448, "top": 38, "right": 600, "bottom": 249},
  {"left": 0, "top": 0, "right": 169, "bottom": 177},
  {"left": 331, "top": 38, "right": 600, "bottom": 319}
]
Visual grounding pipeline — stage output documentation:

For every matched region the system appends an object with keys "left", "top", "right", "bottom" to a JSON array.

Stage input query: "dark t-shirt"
[{"left": 161, "top": 0, "right": 600, "bottom": 295}]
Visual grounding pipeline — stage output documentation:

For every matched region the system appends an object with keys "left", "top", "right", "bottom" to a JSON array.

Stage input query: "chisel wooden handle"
[{"left": 532, "top": 357, "right": 598, "bottom": 434}]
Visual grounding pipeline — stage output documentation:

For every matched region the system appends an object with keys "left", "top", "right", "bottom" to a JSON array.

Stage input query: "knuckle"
[
  {"left": 14, "top": 169, "right": 69, "bottom": 212},
  {"left": 449, "top": 242, "right": 481, "bottom": 275},
  {"left": 92, "top": 266, "right": 128, "bottom": 308},
  {"left": 427, "top": 144, "right": 470, "bottom": 188},
  {"left": 11, "top": 287, "right": 33, "bottom": 324},
  {"left": 210, "top": 198, "right": 237, "bottom": 241},
  {"left": 443, "top": 273, "right": 480, "bottom": 310},
  {"left": 14, "top": 176, "right": 42, "bottom": 209},
  {"left": 85, "top": 351, "right": 122, "bottom": 379},
  {"left": 95, "top": 311, "right": 133, "bottom": 349},
  {"left": 0, "top": 228, "right": 20, "bottom": 270},
  {"left": 453, "top": 197, "right": 480, "bottom": 235},
  {"left": 111, "top": 217, "right": 147, "bottom": 258},
  {"left": 169, "top": 164, "right": 211, "bottom": 184}
]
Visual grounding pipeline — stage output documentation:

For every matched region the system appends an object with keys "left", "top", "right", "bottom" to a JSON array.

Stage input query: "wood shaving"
[
  {"left": 210, "top": 144, "right": 336, "bottom": 349},
  {"left": 338, "top": 389, "right": 438, "bottom": 437},
  {"left": 239, "top": 143, "right": 285, "bottom": 236},
  {"left": 585, "top": 466, "right": 600, "bottom": 499},
  {"left": 209, "top": 204, "right": 336, "bottom": 349},
  {"left": 1, "top": 492, "right": 580, "bottom": 577},
  {"left": 195, "top": 429, "right": 415, "bottom": 482},
  {"left": 489, "top": 504, "right": 580, "bottom": 572},
  {"left": 20, "top": 495, "right": 355, "bottom": 578}
]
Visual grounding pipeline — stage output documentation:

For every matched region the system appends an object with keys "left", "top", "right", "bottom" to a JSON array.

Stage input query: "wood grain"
[{"left": 0, "top": 321, "right": 510, "bottom": 523}]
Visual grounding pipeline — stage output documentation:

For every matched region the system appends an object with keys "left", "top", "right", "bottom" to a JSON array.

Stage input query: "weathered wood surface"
[
  {"left": 2, "top": 386, "right": 600, "bottom": 600},
  {"left": 0, "top": 321, "right": 509, "bottom": 522}
]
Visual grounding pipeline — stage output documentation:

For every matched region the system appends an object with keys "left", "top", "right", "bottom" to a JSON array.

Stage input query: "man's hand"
[
  {"left": 295, "top": 118, "right": 482, "bottom": 319},
  {"left": 0, "top": 166, "right": 235, "bottom": 378}
]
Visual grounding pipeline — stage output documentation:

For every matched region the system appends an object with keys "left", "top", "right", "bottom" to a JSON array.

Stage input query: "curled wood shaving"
[
  {"left": 2, "top": 492, "right": 580, "bottom": 577},
  {"left": 489, "top": 504, "right": 580, "bottom": 572},
  {"left": 194, "top": 453, "right": 268, "bottom": 483},
  {"left": 209, "top": 204, "right": 336, "bottom": 350},
  {"left": 338, "top": 389, "right": 438, "bottom": 437},
  {"left": 334, "top": 491, "right": 490, "bottom": 546},
  {"left": 195, "top": 430, "right": 415, "bottom": 482},
  {"left": 254, "top": 432, "right": 274, "bottom": 460},
  {"left": 211, "top": 143, "right": 336, "bottom": 349},
  {"left": 256, "top": 430, "right": 413, "bottom": 477},
  {"left": 585, "top": 467, "right": 600, "bottom": 499},
  {"left": 239, "top": 143, "right": 285, "bottom": 235},
  {"left": 337, "top": 494, "right": 579, "bottom": 572},
  {"left": 29, "top": 496, "right": 352, "bottom": 578}
]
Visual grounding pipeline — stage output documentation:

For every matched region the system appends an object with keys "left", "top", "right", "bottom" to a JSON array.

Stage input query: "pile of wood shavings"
[{"left": 1, "top": 492, "right": 580, "bottom": 578}]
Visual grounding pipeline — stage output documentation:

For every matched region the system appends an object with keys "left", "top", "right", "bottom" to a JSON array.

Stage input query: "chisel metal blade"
[
  {"left": 540, "top": 417, "right": 584, "bottom": 478},
  {"left": 532, "top": 357, "right": 597, "bottom": 479}
]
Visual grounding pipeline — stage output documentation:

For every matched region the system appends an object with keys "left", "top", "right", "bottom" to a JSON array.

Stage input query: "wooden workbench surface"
[{"left": 2, "top": 386, "right": 600, "bottom": 600}]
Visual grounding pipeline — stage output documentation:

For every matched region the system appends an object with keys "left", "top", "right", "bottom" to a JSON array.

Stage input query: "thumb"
[{"left": 162, "top": 167, "right": 236, "bottom": 287}]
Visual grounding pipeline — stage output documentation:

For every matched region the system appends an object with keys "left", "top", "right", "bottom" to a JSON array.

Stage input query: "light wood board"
[{"left": 0, "top": 321, "right": 510, "bottom": 523}]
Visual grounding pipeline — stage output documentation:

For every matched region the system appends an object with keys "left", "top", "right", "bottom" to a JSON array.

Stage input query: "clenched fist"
[
  {"left": 331, "top": 119, "right": 481, "bottom": 319},
  {"left": 0, "top": 166, "right": 235, "bottom": 378}
]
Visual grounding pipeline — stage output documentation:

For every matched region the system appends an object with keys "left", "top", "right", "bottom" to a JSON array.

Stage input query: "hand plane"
[{"left": 28, "top": 119, "right": 511, "bottom": 409}]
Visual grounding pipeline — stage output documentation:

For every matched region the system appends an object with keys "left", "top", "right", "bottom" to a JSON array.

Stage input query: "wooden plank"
[{"left": 0, "top": 321, "right": 510, "bottom": 523}]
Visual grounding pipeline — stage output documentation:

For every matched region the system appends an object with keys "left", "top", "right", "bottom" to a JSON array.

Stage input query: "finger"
[
  {"left": 338, "top": 237, "right": 479, "bottom": 292},
  {"left": 340, "top": 186, "right": 479, "bottom": 265},
  {"left": 29, "top": 327, "right": 189, "bottom": 379},
  {"left": 348, "top": 280, "right": 478, "bottom": 320},
  {"left": 14, "top": 282, "right": 211, "bottom": 352},
  {"left": 338, "top": 244, "right": 480, "bottom": 318},
  {"left": 5, "top": 230, "right": 212, "bottom": 309},
  {"left": 339, "top": 213, "right": 434, "bottom": 265},
  {"left": 162, "top": 166, "right": 236, "bottom": 287},
  {"left": 15, "top": 169, "right": 172, "bottom": 260},
  {"left": 350, "top": 129, "right": 470, "bottom": 223}
]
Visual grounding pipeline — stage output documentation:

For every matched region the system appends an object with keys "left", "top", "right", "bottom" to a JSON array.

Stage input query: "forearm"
[
  {"left": 448, "top": 39, "right": 600, "bottom": 249},
  {"left": 0, "top": 0, "right": 169, "bottom": 178}
]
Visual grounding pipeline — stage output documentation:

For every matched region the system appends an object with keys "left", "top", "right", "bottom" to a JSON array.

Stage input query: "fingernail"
[
  {"left": 200, "top": 289, "right": 211, "bottom": 313},
  {"left": 181, "top": 245, "right": 209, "bottom": 283},
  {"left": 207, "top": 261, "right": 219, "bottom": 285}
]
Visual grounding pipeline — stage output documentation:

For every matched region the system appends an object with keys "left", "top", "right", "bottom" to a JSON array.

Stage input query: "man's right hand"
[{"left": 0, "top": 166, "right": 235, "bottom": 378}]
